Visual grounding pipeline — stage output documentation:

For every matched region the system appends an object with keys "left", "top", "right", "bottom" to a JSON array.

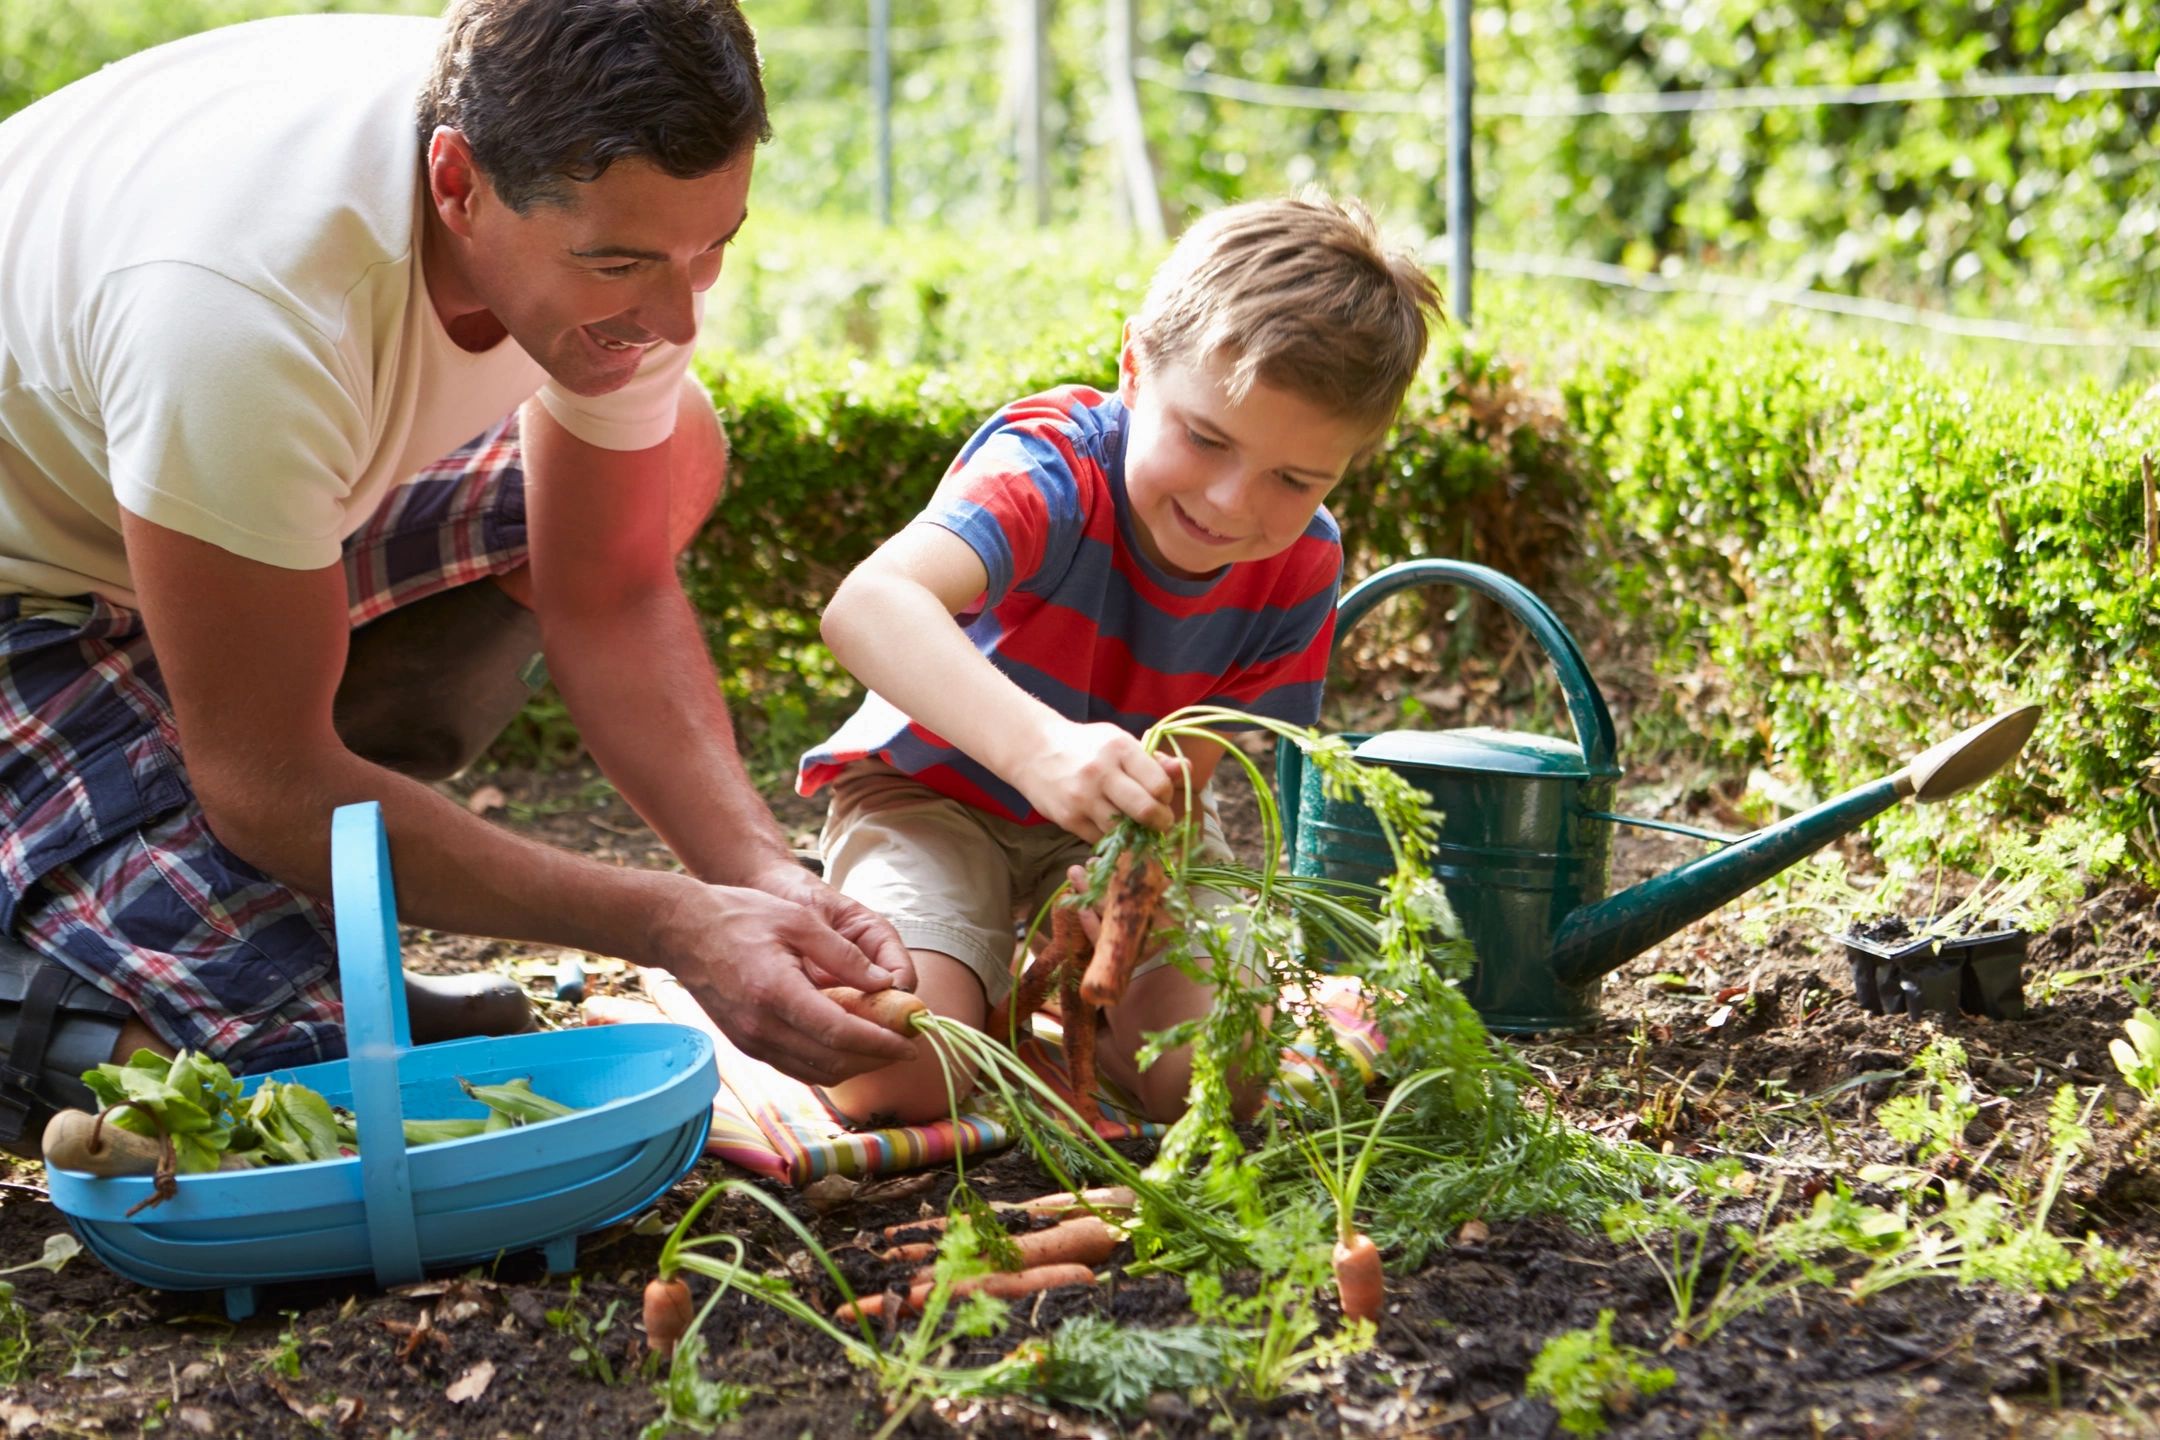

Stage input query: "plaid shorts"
[{"left": 0, "top": 415, "right": 529, "bottom": 1072}]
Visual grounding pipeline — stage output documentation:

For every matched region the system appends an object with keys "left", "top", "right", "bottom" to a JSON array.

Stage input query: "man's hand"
[
  {"left": 644, "top": 876, "right": 919, "bottom": 1085},
  {"left": 1019, "top": 720, "right": 1187, "bottom": 842},
  {"left": 742, "top": 860, "right": 917, "bottom": 992}
]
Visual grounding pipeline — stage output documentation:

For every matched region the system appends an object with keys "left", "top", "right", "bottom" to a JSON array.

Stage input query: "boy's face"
[{"left": 1116, "top": 333, "right": 1369, "bottom": 580}]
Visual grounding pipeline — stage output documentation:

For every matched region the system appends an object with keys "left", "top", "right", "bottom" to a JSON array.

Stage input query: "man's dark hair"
[{"left": 417, "top": 0, "right": 770, "bottom": 212}]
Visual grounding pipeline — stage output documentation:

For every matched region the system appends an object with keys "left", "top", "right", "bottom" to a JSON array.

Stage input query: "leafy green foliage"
[
  {"left": 1011, "top": 1316, "right": 1240, "bottom": 1417},
  {"left": 83, "top": 1049, "right": 248, "bottom": 1173},
  {"left": 1526, "top": 1310, "right": 1675, "bottom": 1437},
  {"left": 78, "top": 1049, "right": 577, "bottom": 1170}
]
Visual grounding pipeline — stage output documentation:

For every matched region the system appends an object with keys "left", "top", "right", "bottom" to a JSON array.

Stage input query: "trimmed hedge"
[{"left": 1559, "top": 320, "right": 2160, "bottom": 867}]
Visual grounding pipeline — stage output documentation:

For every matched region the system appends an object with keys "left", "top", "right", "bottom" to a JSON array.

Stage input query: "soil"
[{"left": 4, "top": 759, "right": 2157, "bottom": 1439}]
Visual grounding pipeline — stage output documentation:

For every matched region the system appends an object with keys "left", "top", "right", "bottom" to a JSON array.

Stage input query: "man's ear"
[{"left": 427, "top": 127, "right": 486, "bottom": 239}]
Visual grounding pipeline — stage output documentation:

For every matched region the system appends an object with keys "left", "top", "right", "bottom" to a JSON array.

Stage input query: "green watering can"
[{"left": 1277, "top": 560, "right": 2042, "bottom": 1033}]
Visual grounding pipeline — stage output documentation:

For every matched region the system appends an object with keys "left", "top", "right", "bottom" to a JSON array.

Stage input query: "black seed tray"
[{"left": 1840, "top": 926, "right": 2028, "bottom": 1022}]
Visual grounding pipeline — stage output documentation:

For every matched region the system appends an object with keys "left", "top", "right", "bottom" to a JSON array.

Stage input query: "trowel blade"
[{"left": 1903, "top": 704, "right": 2042, "bottom": 803}]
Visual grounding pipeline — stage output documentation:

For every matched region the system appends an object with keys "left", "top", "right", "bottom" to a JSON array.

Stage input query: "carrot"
[
  {"left": 1061, "top": 963, "right": 1098, "bottom": 1102},
  {"left": 1079, "top": 849, "right": 1169, "bottom": 1008},
  {"left": 877, "top": 1186, "right": 1137, "bottom": 1241},
  {"left": 989, "top": 906, "right": 1086, "bottom": 1037},
  {"left": 834, "top": 1262, "right": 1098, "bottom": 1323},
  {"left": 883, "top": 1214, "right": 1121, "bottom": 1270},
  {"left": 644, "top": 1275, "right": 695, "bottom": 1360},
  {"left": 1333, "top": 1232, "right": 1384, "bottom": 1324},
  {"left": 1015, "top": 1185, "right": 1137, "bottom": 1216},
  {"left": 819, "top": 985, "right": 928, "bottom": 1037}
]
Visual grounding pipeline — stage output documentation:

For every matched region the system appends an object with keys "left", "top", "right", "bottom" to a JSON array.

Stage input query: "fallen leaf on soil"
[
  {"left": 0, "top": 1403, "right": 39, "bottom": 1438},
  {"left": 333, "top": 1397, "right": 364, "bottom": 1430},
  {"left": 445, "top": 1359, "right": 495, "bottom": 1404},
  {"left": 1456, "top": 1218, "right": 1490, "bottom": 1244},
  {"left": 801, "top": 1174, "right": 861, "bottom": 1214},
  {"left": 466, "top": 784, "right": 507, "bottom": 816},
  {"left": 177, "top": 1408, "right": 215, "bottom": 1435}
]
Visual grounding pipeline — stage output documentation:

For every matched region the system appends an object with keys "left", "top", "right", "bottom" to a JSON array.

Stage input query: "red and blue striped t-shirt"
[{"left": 797, "top": 385, "right": 1343, "bottom": 825}]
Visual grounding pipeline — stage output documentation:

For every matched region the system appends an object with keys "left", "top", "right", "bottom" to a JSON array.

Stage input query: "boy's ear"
[{"left": 1116, "top": 320, "right": 1143, "bottom": 405}]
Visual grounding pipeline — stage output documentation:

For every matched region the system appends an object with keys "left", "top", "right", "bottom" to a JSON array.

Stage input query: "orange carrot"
[
  {"left": 883, "top": 1214, "right": 1121, "bottom": 1270},
  {"left": 877, "top": 1186, "right": 1138, "bottom": 1241},
  {"left": 1015, "top": 1185, "right": 1137, "bottom": 1216},
  {"left": 644, "top": 1276, "right": 694, "bottom": 1359},
  {"left": 1333, "top": 1233, "right": 1384, "bottom": 1323},
  {"left": 835, "top": 1263, "right": 1098, "bottom": 1323},
  {"left": 990, "top": 907, "right": 1086, "bottom": 1036},
  {"left": 819, "top": 985, "right": 928, "bottom": 1036},
  {"left": 1061, "top": 963, "right": 1098, "bottom": 1102},
  {"left": 1079, "top": 849, "right": 1169, "bottom": 1008}
]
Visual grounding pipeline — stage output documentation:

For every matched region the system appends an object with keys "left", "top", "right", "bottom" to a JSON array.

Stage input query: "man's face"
[
  {"left": 437, "top": 141, "right": 754, "bottom": 397},
  {"left": 1116, "top": 336, "right": 1369, "bottom": 580}
]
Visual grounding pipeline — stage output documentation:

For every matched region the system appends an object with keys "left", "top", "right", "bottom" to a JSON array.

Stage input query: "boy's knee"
[
  {"left": 824, "top": 1055, "right": 979, "bottom": 1128},
  {"left": 669, "top": 376, "right": 729, "bottom": 555}
]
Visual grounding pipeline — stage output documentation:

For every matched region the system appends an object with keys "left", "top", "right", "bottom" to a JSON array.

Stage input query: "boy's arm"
[{"left": 823, "top": 524, "right": 1183, "bottom": 841}]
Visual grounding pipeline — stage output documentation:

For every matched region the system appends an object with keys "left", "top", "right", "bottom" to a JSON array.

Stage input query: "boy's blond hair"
[{"left": 1130, "top": 193, "right": 1445, "bottom": 442}]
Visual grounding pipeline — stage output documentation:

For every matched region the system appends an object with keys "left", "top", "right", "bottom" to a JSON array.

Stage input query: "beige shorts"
[{"left": 819, "top": 761, "right": 1234, "bottom": 1006}]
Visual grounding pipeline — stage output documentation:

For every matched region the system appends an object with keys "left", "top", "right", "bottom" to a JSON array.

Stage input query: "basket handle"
[{"left": 331, "top": 802, "right": 422, "bottom": 1287}]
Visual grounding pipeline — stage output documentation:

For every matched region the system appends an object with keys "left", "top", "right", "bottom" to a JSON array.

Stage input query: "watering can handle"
[
  {"left": 330, "top": 802, "right": 423, "bottom": 1288},
  {"left": 1329, "top": 559, "right": 1619, "bottom": 773}
]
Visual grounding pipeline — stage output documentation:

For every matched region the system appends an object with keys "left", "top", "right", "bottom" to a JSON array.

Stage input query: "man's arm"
[
  {"left": 821, "top": 523, "right": 1184, "bottom": 842},
  {"left": 120, "top": 511, "right": 915, "bottom": 1084},
  {"left": 514, "top": 393, "right": 914, "bottom": 989}
]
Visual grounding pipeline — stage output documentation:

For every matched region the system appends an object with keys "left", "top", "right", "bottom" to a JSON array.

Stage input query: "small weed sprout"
[
  {"left": 0, "top": 1233, "right": 79, "bottom": 1385},
  {"left": 546, "top": 1277, "right": 625, "bottom": 1386},
  {"left": 1526, "top": 1309, "right": 1676, "bottom": 1436},
  {"left": 1875, "top": 1037, "right": 1978, "bottom": 1169},
  {"left": 264, "top": 1310, "right": 304, "bottom": 1380},
  {"left": 640, "top": 1315, "right": 751, "bottom": 1439}
]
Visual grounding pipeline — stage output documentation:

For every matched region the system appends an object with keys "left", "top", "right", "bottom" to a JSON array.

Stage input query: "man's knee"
[{"left": 669, "top": 375, "right": 728, "bottom": 556}]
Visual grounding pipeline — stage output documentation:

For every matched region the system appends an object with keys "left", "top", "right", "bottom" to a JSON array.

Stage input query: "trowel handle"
[{"left": 1330, "top": 559, "right": 1618, "bottom": 774}]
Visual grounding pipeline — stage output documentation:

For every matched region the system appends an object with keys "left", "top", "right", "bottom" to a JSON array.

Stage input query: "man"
[{"left": 0, "top": 0, "right": 917, "bottom": 1154}]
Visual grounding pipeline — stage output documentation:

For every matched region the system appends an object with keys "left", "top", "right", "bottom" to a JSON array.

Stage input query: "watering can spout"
[{"left": 1547, "top": 705, "right": 2043, "bottom": 988}]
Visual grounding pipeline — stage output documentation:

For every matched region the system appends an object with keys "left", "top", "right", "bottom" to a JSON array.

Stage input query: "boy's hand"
[
  {"left": 642, "top": 876, "right": 920, "bottom": 1085},
  {"left": 1023, "top": 721, "right": 1184, "bottom": 842}
]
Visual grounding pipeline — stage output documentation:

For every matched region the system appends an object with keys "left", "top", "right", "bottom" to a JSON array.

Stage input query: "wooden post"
[
  {"left": 1016, "top": 0, "right": 1051, "bottom": 226},
  {"left": 1105, "top": 0, "right": 1165, "bottom": 244},
  {"left": 2143, "top": 452, "right": 2157, "bottom": 575},
  {"left": 870, "top": 0, "right": 893, "bottom": 227},
  {"left": 1445, "top": 0, "right": 1473, "bottom": 324}
]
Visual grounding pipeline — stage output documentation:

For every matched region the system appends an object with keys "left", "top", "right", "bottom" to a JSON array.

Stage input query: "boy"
[{"left": 799, "top": 194, "right": 1443, "bottom": 1125}]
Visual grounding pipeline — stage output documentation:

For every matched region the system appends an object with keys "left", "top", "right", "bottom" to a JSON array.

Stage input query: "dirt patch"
[{"left": 3, "top": 764, "right": 2156, "bottom": 1437}]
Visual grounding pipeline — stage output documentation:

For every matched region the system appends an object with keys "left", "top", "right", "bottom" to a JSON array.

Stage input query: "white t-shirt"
[{"left": 0, "top": 13, "right": 694, "bottom": 603}]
